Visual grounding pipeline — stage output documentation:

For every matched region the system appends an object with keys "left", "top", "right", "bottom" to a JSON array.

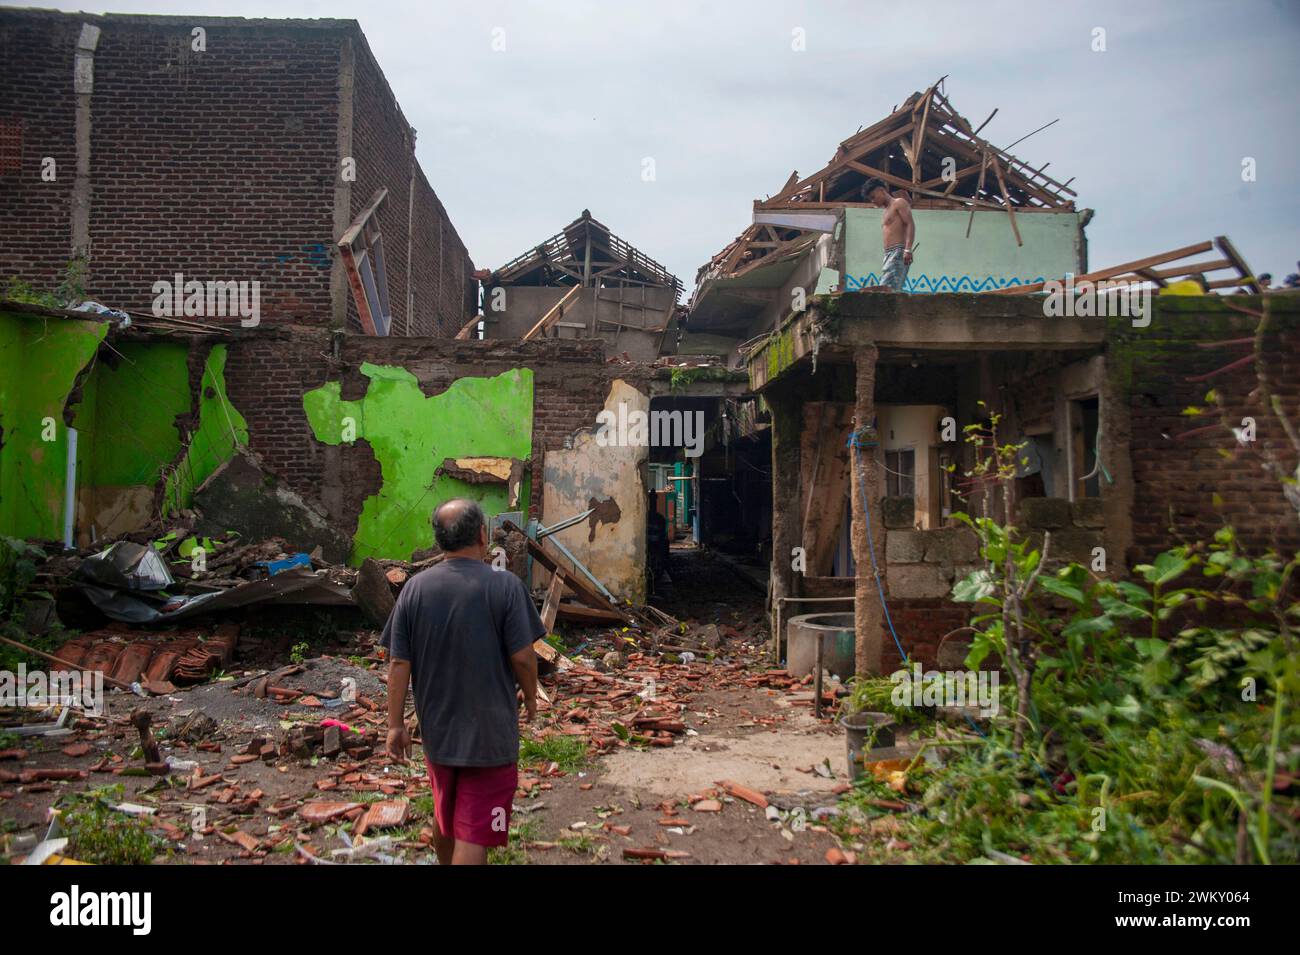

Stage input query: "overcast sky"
[{"left": 22, "top": 0, "right": 1300, "bottom": 290}]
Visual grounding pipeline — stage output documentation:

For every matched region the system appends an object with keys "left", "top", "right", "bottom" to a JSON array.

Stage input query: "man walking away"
[
  {"left": 384, "top": 499, "right": 544, "bottom": 865},
  {"left": 861, "top": 177, "right": 916, "bottom": 292}
]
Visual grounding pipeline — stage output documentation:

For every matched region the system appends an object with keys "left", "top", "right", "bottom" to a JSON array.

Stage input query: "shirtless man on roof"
[{"left": 861, "top": 178, "right": 916, "bottom": 292}]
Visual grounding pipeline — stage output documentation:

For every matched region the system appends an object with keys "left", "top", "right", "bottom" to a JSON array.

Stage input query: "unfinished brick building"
[{"left": 0, "top": 9, "right": 475, "bottom": 335}]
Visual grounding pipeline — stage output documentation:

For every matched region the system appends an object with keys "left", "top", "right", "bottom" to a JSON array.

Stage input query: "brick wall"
[
  {"left": 0, "top": 11, "right": 476, "bottom": 338},
  {"left": 0, "top": 12, "right": 80, "bottom": 289},
  {"left": 1115, "top": 299, "right": 1300, "bottom": 563},
  {"left": 223, "top": 329, "right": 646, "bottom": 540},
  {"left": 90, "top": 19, "right": 340, "bottom": 325},
  {"left": 880, "top": 598, "right": 969, "bottom": 671},
  {"left": 409, "top": 166, "right": 475, "bottom": 337}
]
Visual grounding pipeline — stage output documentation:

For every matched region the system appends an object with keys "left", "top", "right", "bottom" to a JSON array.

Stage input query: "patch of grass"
[
  {"left": 488, "top": 817, "right": 541, "bottom": 866},
  {"left": 58, "top": 785, "right": 159, "bottom": 865},
  {"left": 518, "top": 735, "right": 588, "bottom": 773},
  {"left": 556, "top": 831, "right": 600, "bottom": 855},
  {"left": 409, "top": 794, "right": 434, "bottom": 819}
]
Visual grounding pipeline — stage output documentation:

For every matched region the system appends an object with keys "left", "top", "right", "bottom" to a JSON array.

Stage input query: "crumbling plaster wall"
[
  {"left": 542, "top": 379, "right": 649, "bottom": 603},
  {"left": 304, "top": 364, "right": 534, "bottom": 565}
]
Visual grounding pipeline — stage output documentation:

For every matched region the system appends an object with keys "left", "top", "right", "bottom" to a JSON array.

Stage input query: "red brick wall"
[
  {"left": 0, "top": 12, "right": 80, "bottom": 290},
  {"left": 880, "top": 598, "right": 969, "bottom": 671},
  {"left": 0, "top": 11, "right": 476, "bottom": 338},
  {"left": 346, "top": 39, "right": 475, "bottom": 337},
  {"left": 1118, "top": 300, "right": 1300, "bottom": 563},
  {"left": 89, "top": 19, "right": 340, "bottom": 325},
  {"left": 406, "top": 166, "right": 475, "bottom": 337},
  {"left": 222, "top": 330, "right": 644, "bottom": 537}
]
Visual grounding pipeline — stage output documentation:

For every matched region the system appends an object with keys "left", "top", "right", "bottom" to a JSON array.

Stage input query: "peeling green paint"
[
  {"left": 162, "top": 345, "right": 248, "bottom": 515},
  {"left": 73, "top": 341, "right": 191, "bottom": 533},
  {"left": 304, "top": 364, "right": 533, "bottom": 564},
  {"left": 0, "top": 310, "right": 107, "bottom": 540}
]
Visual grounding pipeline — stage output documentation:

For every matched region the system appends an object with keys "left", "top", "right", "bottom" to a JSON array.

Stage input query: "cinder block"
[
  {"left": 882, "top": 496, "right": 915, "bottom": 529},
  {"left": 922, "top": 527, "right": 979, "bottom": 563},
  {"left": 885, "top": 530, "right": 926, "bottom": 563},
  {"left": 1071, "top": 497, "right": 1105, "bottom": 529},
  {"left": 888, "top": 564, "right": 951, "bottom": 599},
  {"left": 1019, "top": 496, "right": 1072, "bottom": 530}
]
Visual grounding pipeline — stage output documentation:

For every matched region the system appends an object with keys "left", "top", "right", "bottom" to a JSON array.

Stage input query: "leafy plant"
[{"left": 58, "top": 785, "right": 159, "bottom": 865}]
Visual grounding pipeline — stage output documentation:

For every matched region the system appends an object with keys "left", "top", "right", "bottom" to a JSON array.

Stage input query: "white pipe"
[{"left": 62, "top": 427, "right": 78, "bottom": 549}]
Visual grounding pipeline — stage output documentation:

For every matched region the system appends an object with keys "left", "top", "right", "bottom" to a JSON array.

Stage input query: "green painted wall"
[
  {"left": 0, "top": 310, "right": 108, "bottom": 541},
  {"left": 843, "top": 208, "right": 1083, "bottom": 293},
  {"left": 162, "top": 345, "right": 248, "bottom": 515},
  {"left": 304, "top": 365, "right": 533, "bottom": 564},
  {"left": 75, "top": 340, "right": 189, "bottom": 486},
  {"left": 0, "top": 311, "right": 248, "bottom": 542}
]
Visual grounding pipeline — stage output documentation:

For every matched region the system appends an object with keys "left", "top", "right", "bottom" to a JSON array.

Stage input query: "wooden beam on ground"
[
  {"left": 555, "top": 602, "right": 626, "bottom": 626},
  {"left": 501, "top": 519, "right": 632, "bottom": 625},
  {"left": 539, "top": 568, "right": 566, "bottom": 632}
]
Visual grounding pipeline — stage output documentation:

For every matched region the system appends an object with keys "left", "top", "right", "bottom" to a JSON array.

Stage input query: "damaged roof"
[
  {"left": 491, "top": 209, "right": 682, "bottom": 299},
  {"left": 700, "top": 78, "right": 1079, "bottom": 285}
]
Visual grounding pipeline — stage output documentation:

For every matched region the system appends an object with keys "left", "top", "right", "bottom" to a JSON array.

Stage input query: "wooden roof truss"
[
  {"left": 702, "top": 78, "right": 1080, "bottom": 282},
  {"left": 493, "top": 210, "right": 682, "bottom": 299}
]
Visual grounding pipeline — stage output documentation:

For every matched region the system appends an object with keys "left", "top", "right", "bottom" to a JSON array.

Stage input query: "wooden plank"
[
  {"left": 539, "top": 568, "right": 566, "bottom": 632},
  {"left": 501, "top": 520, "right": 632, "bottom": 625},
  {"left": 966, "top": 152, "right": 988, "bottom": 238},
  {"left": 533, "top": 636, "right": 574, "bottom": 670},
  {"left": 912, "top": 86, "right": 934, "bottom": 184},
  {"left": 555, "top": 602, "right": 626, "bottom": 625},
  {"left": 338, "top": 187, "right": 388, "bottom": 249},
  {"left": 1214, "top": 235, "right": 1261, "bottom": 293},
  {"left": 990, "top": 157, "right": 1022, "bottom": 247},
  {"left": 992, "top": 241, "right": 1217, "bottom": 295},
  {"left": 846, "top": 161, "right": 1007, "bottom": 210},
  {"left": 521, "top": 284, "right": 581, "bottom": 341},
  {"left": 453, "top": 313, "right": 483, "bottom": 340}
]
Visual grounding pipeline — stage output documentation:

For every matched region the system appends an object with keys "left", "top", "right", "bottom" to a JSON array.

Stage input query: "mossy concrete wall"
[{"left": 304, "top": 364, "right": 534, "bottom": 564}]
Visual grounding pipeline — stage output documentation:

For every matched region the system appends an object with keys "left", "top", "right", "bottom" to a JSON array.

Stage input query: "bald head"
[{"left": 433, "top": 498, "right": 487, "bottom": 555}]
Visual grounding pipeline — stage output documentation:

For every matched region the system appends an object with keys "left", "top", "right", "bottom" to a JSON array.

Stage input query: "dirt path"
[
  {"left": 509, "top": 550, "right": 855, "bottom": 864},
  {"left": 0, "top": 552, "right": 863, "bottom": 865}
]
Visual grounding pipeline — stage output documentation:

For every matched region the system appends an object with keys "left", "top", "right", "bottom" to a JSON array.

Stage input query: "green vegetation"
[
  {"left": 4, "top": 258, "right": 88, "bottom": 309},
  {"left": 488, "top": 817, "right": 541, "bottom": 865},
  {"left": 837, "top": 410, "right": 1298, "bottom": 864},
  {"left": 58, "top": 785, "right": 160, "bottom": 865},
  {"left": 518, "top": 734, "right": 588, "bottom": 773}
]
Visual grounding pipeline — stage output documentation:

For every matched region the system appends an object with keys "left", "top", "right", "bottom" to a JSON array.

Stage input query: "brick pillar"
[{"left": 851, "top": 345, "right": 884, "bottom": 675}]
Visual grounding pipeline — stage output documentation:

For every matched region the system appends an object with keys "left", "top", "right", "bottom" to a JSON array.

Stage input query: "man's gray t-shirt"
[{"left": 382, "top": 559, "right": 545, "bottom": 767}]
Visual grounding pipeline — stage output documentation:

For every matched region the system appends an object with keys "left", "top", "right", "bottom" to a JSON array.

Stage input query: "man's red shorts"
[{"left": 425, "top": 758, "right": 517, "bottom": 848}]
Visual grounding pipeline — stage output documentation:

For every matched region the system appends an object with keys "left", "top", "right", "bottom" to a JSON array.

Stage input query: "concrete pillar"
[
  {"left": 331, "top": 37, "right": 356, "bottom": 332},
  {"left": 851, "top": 345, "right": 885, "bottom": 675},
  {"left": 768, "top": 380, "right": 803, "bottom": 659}
]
